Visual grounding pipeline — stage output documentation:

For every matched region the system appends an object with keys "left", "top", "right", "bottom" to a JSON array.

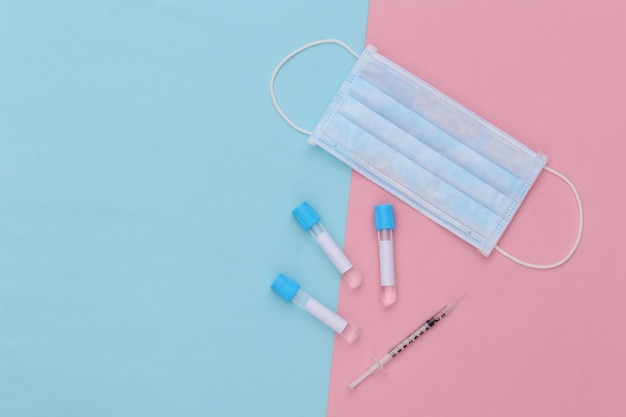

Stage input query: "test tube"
[
  {"left": 375, "top": 204, "right": 396, "bottom": 306},
  {"left": 292, "top": 202, "right": 362, "bottom": 288},
  {"left": 271, "top": 274, "right": 359, "bottom": 342}
]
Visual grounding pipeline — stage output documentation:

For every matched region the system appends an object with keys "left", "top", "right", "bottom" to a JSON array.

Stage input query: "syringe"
[{"left": 348, "top": 295, "right": 465, "bottom": 390}]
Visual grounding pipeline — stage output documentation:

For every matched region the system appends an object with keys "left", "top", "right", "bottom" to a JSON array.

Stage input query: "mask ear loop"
[
  {"left": 494, "top": 166, "right": 584, "bottom": 269},
  {"left": 269, "top": 39, "right": 360, "bottom": 136}
]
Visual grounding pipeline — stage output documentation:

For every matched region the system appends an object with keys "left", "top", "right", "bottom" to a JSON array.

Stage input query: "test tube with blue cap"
[
  {"left": 292, "top": 202, "right": 362, "bottom": 288},
  {"left": 375, "top": 204, "right": 396, "bottom": 305},
  {"left": 271, "top": 274, "right": 359, "bottom": 342}
]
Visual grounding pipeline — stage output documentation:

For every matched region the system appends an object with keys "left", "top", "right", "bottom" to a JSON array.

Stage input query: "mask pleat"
[
  {"left": 307, "top": 45, "right": 547, "bottom": 256},
  {"left": 319, "top": 111, "right": 502, "bottom": 242},
  {"left": 339, "top": 94, "right": 512, "bottom": 217},
  {"left": 342, "top": 82, "right": 514, "bottom": 219},
  {"left": 351, "top": 76, "right": 524, "bottom": 199},
  {"left": 362, "top": 55, "right": 543, "bottom": 182}
]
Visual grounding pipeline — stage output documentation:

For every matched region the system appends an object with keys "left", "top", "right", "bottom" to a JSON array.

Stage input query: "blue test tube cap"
[
  {"left": 271, "top": 274, "right": 301, "bottom": 302},
  {"left": 292, "top": 201, "right": 320, "bottom": 231},
  {"left": 375, "top": 204, "right": 395, "bottom": 230}
]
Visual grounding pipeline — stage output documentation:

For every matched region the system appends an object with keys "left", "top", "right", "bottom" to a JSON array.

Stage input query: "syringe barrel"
[{"left": 389, "top": 322, "right": 429, "bottom": 357}]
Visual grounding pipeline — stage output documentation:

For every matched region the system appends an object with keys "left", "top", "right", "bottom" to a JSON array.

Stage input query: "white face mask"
[{"left": 271, "top": 39, "right": 583, "bottom": 269}]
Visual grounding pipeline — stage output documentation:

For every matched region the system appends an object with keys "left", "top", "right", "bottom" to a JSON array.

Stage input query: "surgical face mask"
[{"left": 270, "top": 39, "right": 583, "bottom": 269}]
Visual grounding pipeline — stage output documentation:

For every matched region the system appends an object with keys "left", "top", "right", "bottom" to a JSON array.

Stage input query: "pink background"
[{"left": 328, "top": 1, "right": 626, "bottom": 416}]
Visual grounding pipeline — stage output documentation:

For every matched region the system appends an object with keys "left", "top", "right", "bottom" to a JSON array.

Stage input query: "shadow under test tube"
[
  {"left": 292, "top": 202, "right": 362, "bottom": 288},
  {"left": 271, "top": 274, "right": 359, "bottom": 342}
]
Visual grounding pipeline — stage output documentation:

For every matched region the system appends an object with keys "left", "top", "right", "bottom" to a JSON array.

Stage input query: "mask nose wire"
[
  {"left": 269, "top": 39, "right": 359, "bottom": 136},
  {"left": 494, "top": 166, "right": 584, "bottom": 269}
]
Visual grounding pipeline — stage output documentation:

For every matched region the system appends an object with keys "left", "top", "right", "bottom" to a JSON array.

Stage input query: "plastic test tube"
[
  {"left": 292, "top": 202, "right": 362, "bottom": 288},
  {"left": 271, "top": 274, "right": 359, "bottom": 342},
  {"left": 375, "top": 204, "right": 396, "bottom": 306}
]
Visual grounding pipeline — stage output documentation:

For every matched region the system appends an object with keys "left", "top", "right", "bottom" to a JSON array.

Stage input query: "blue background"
[{"left": 0, "top": 1, "right": 368, "bottom": 416}]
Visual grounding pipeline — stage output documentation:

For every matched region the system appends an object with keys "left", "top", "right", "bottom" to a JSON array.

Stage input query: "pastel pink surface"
[{"left": 327, "top": 1, "right": 626, "bottom": 416}]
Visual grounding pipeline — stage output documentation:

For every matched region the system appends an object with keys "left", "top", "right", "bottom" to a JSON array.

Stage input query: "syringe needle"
[{"left": 442, "top": 292, "right": 468, "bottom": 314}]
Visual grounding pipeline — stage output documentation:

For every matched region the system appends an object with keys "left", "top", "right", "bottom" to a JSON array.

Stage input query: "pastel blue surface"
[{"left": 0, "top": 1, "right": 368, "bottom": 416}]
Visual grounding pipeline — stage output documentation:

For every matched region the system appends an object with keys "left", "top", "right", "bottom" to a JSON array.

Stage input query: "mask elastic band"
[
  {"left": 494, "top": 166, "right": 584, "bottom": 269},
  {"left": 269, "top": 39, "right": 359, "bottom": 136}
]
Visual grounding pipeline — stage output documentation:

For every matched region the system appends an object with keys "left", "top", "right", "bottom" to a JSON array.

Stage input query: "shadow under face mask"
[{"left": 270, "top": 39, "right": 583, "bottom": 269}]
